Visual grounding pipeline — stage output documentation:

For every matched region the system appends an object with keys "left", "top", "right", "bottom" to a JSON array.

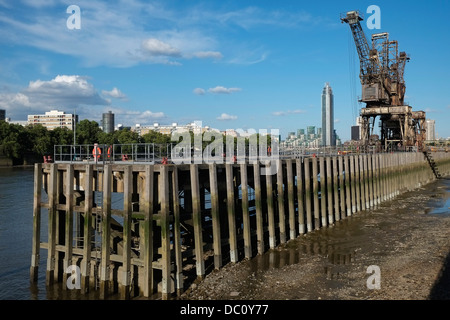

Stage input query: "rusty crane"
[{"left": 341, "top": 10, "right": 426, "bottom": 151}]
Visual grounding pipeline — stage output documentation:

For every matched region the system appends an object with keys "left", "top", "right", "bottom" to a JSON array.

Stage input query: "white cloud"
[
  {"left": 102, "top": 87, "right": 127, "bottom": 100},
  {"left": 192, "top": 51, "right": 223, "bottom": 59},
  {"left": 208, "top": 86, "right": 242, "bottom": 94},
  {"left": 217, "top": 113, "right": 237, "bottom": 121},
  {"left": 0, "top": 75, "right": 109, "bottom": 120},
  {"left": 193, "top": 88, "right": 206, "bottom": 95},
  {"left": 141, "top": 38, "right": 182, "bottom": 57},
  {"left": 272, "top": 109, "right": 306, "bottom": 116}
]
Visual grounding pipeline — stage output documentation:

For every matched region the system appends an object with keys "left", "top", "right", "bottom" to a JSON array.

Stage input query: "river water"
[{"left": 0, "top": 166, "right": 449, "bottom": 300}]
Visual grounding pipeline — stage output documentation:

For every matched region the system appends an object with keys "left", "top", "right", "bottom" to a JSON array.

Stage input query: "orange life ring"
[
  {"left": 107, "top": 146, "right": 112, "bottom": 158},
  {"left": 92, "top": 146, "right": 102, "bottom": 159},
  {"left": 162, "top": 157, "right": 168, "bottom": 165}
]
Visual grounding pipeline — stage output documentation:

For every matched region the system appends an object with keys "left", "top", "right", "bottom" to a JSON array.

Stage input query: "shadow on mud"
[{"left": 429, "top": 251, "right": 450, "bottom": 299}]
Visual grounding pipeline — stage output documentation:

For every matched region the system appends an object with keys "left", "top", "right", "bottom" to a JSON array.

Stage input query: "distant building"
[
  {"left": 351, "top": 126, "right": 360, "bottom": 140},
  {"left": 426, "top": 120, "right": 436, "bottom": 141},
  {"left": 0, "top": 109, "right": 5, "bottom": 121},
  {"left": 321, "top": 83, "right": 335, "bottom": 146},
  {"left": 27, "top": 110, "right": 77, "bottom": 130},
  {"left": 102, "top": 111, "right": 115, "bottom": 133}
]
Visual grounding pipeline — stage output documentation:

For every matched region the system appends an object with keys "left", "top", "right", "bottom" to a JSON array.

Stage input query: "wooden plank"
[
  {"left": 304, "top": 158, "right": 313, "bottom": 232},
  {"left": 326, "top": 157, "right": 334, "bottom": 224},
  {"left": 312, "top": 158, "right": 320, "bottom": 230},
  {"left": 319, "top": 157, "right": 327, "bottom": 227},
  {"left": 344, "top": 155, "right": 351, "bottom": 216},
  {"left": 332, "top": 157, "right": 340, "bottom": 221}
]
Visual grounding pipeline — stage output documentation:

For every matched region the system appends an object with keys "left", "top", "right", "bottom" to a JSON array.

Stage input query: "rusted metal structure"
[{"left": 341, "top": 10, "right": 426, "bottom": 151}]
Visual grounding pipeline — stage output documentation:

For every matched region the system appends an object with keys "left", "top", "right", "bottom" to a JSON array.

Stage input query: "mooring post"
[
  {"left": 226, "top": 164, "right": 239, "bottom": 261},
  {"left": 286, "top": 159, "right": 296, "bottom": 239},
  {"left": 304, "top": 157, "right": 313, "bottom": 232},
  {"left": 142, "top": 165, "right": 154, "bottom": 297},
  {"left": 80, "top": 165, "right": 93, "bottom": 293},
  {"left": 172, "top": 167, "right": 183, "bottom": 296},
  {"left": 119, "top": 166, "right": 133, "bottom": 299},
  {"left": 63, "top": 164, "right": 74, "bottom": 290},
  {"left": 30, "top": 163, "right": 42, "bottom": 283},
  {"left": 209, "top": 163, "right": 222, "bottom": 268},
  {"left": 46, "top": 164, "right": 57, "bottom": 287},
  {"left": 326, "top": 157, "right": 334, "bottom": 225},
  {"left": 338, "top": 156, "right": 345, "bottom": 218},
  {"left": 296, "top": 159, "right": 306, "bottom": 235},
  {"left": 277, "top": 159, "right": 287, "bottom": 243},
  {"left": 253, "top": 162, "right": 264, "bottom": 254},
  {"left": 190, "top": 164, "right": 205, "bottom": 279},
  {"left": 332, "top": 157, "right": 340, "bottom": 221},
  {"left": 266, "top": 163, "right": 276, "bottom": 248},
  {"left": 344, "top": 155, "right": 351, "bottom": 217},
  {"left": 319, "top": 157, "right": 327, "bottom": 227},
  {"left": 350, "top": 155, "right": 356, "bottom": 214},
  {"left": 100, "top": 164, "right": 111, "bottom": 299},
  {"left": 312, "top": 157, "right": 320, "bottom": 230},
  {"left": 368, "top": 154, "right": 374, "bottom": 207},
  {"left": 354, "top": 155, "right": 361, "bottom": 211},
  {"left": 240, "top": 163, "right": 252, "bottom": 258},
  {"left": 160, "top": 165, "right": 171, "bottom": 300}
]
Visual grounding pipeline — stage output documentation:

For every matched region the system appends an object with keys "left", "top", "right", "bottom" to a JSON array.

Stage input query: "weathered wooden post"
[
  {"left": 266, "top": 163, "right": 276, "bottom": 248},
  {"left": 277, "top": 160, "right": 286, "bottom": 243},
  {"left": 286, "top": 159, "right": 296, "bottom": 239},
  {"left": 62, "top": 164, "right": 74, "bottom": 290},
  {"left": 312, "top": 157, "right": 320, "bottom": 230},
  {"left": 226, "top": 164, "right": 239, "bottom": 261},
  {"left": 209, "top": 163, "right": 222, "bottom": 268},
  {"left": 160, "top": 165, "right": 171, "bottom": 300},
  {"left": 332, "top": 157, "right": 340, "bottom": 221},
  {"left": 326, "top": 157, "right": 334, "bottom": 225},
  {"left": 46, "top": 164, "right": 58, "bottom": 286},
  {"left": 142, "top": 165, "right": 154, "bottom": 297},
  {"left": 319, "top": 157, "right": 327, "bottom": 227},
  {"left": 30, "top": 163, "right": 42, "bottom": 283},
  {"left": 296, "top": 159, "right": 306, "bottom": 234},
  {"left": 253, "top": 162, "right": 264, "bottom": 254},
  {"left": 100, "top": 164, "right": 111, "bottom": 299},
  {"left": 344, "top": 155, "right": 351, "bottom": 217},
  {"left": 240, "top": 163, "right": 252, "bottom": 258},
  {"left": 190, "top": 164, "right": 205, "bottom": 279}
]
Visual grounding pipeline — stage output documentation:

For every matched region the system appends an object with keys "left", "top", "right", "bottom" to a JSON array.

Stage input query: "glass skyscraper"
[{"left": 321, "top": 83, "right": 335, "bottom": 146}]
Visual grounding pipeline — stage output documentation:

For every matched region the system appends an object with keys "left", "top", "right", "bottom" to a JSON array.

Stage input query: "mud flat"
[{"left": 181, "top": 177, "right": 450, "bottom": 300}]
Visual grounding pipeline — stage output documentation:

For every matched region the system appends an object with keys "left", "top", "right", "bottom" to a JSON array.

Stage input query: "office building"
[
  {"left": 0, "top": 109, "right": 5, "bottom": 121},
  {"left": 321, "top": 83, "right": 335, "bottom": 146},
  {"left": 27, "top": 110, "right": 77, "bottom": 130},
  {"left": 426, "top": 120, "right": 436, "bottom": 141},
  {"left": 102, "top": 111, "right": 115, "bottom": 133},
  {"left": 351, "top": 126, "right": 360, "bottom": 140}
]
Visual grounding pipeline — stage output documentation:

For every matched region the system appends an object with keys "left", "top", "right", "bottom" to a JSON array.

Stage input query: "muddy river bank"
[{"left": 181, "top": 177, "right": 450, "bottom": 300}]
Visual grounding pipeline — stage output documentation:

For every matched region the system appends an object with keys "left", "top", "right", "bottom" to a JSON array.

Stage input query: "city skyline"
[{"left": 0, "top": 1, "right": 449, "bottom": 141}]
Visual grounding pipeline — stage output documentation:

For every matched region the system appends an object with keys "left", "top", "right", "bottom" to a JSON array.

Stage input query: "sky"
[{"left": 0, "top": 0, "right": 449, "bottom": 141}]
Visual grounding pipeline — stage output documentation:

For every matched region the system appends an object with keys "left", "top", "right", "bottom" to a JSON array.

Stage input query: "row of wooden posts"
[{"left": 30, "top": 152, "right": 450, "bottom": 299}]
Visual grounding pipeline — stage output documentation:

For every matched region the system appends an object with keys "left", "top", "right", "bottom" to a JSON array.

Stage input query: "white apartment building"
[{"left": 27, "top": 110, "right": 77, "bottom": 130}]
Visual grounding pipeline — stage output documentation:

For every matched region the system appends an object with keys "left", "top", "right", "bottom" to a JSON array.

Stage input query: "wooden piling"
[
  {"left": 209, "top": 164, "right": 223, "bottom": 268},
  {"left": 62, "top": 164, "right": 74, "bottom": 289},
  {"left": 46, "top": 164, "right": 57, "bottom": 286},
  {"left": 142, "top": 165, "right": 154, "bottom": 297},
  {"left": 332, "top": 157, "right": 340, "bottom": 222},
  {"left": 319, "top": 157, "right": 327, "bottom": 227},
  {"left": 350, "top": 155, "right": 356, "bottom": 214},
  {"left": 266, "top": 163, "right": 276, "bottom": 249},
  {"left": 326, "top": 157, "right": 334, "bottom": 225},
  {"left": 240, "top": 164, "right": 252, "bottom": 258},
  {"left": 344, "top": 156, "right": 351, "bottom": 217},
  {"left": 277, "top": 160, "right": 286, "bottom": 243},
  {"left": 160, "top": 165, "right": 171, "bottom": 300},
  {"left": 190, "top": 164, "right": 205, "bottom": 279},
  {"left": 296, "top": 159, "right": 306, "bottom": 234},
  {"left": 100, "top": 164, "right": 111, "bottom": 299},
  {"left": 338, "top": 156, "right": 345, "bottom": 219},
  {"left": 354, "top": 155, "right": 361, "bottom": 212},
  {"left": 286, "top": 160, "right": 296, "bottom": 239},
  {"left": 30, "top": 163, "right": 42, "bottom": 283},
  {"left": 226, "top": 164, "right": 238, "bottom": 261},
  {"left": 253, "top": 162, "right": 264, "bottom": 254},
  {"left": 312, "top": 158, "right": 320, "bottom": 230}
]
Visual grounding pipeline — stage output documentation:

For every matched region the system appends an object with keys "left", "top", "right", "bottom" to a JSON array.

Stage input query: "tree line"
[{"left": 0, "top": 119, "right": 274, "bottom": 164}]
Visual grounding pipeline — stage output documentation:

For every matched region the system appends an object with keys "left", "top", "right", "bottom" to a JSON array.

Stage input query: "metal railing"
[{"left": 54, "top": 143, "right": 173, "bottom": 164}]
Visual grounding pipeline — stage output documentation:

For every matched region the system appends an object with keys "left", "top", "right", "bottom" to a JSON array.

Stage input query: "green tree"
[{"left": 76, "top": 120, "right": 102, "bottom": 145}]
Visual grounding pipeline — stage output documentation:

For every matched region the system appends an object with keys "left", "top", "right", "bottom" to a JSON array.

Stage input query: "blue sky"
[{"left": 0, "top": 0, "right": 449, "bottom": 141}]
